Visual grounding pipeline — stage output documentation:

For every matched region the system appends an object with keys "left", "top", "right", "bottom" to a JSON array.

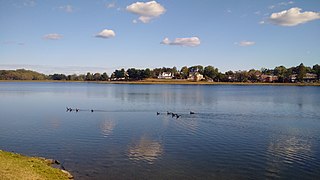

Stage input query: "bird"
[
  {"left": 176, "top": 115, "right": 181, "bottom": 119},
  {"left": 172, "top": 113, "right": 176, "bottom": 118},
  {"left": 91, "top": 109, "right": 94, "bottom": 112},
  {"left": 156, "top": 112, "right": 160, "bottom": 115},
  {"left": 167, "top": 111, "right": 172, "bottom": 115},
  {"left": 76, "top": 108, "right": 79, "bottom": 112},
  {"left": 190, "top": 111, "right": 195, "bottom": 114}
]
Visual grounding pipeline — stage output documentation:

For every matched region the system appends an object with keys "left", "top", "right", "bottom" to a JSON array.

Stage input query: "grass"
[{"left": 0, "top": 150, "right": 71, "bottom": 180}]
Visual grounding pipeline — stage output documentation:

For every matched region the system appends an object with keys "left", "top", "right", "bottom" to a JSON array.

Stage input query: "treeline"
[
  {"left": 0, "top": 69, "right": 109, "bottom": 81},
  {"left": 0, "top": 63, "right": 319, "bottom": 83}
]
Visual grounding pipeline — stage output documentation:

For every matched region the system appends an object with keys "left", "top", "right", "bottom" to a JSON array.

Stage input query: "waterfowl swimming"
[
  {"left": 190, "top": 111, "right": 195, "bottom": 114},
  {"left": 76, "top": 108, "right": 79, "bottom": 112},
  {"left": 172, "top": 113, "right": 176, "bottom": 117},
  {"left": 91, "top": 109, "right": 94, "bottom": 112},
  {"left": 176, "top": 115, "right": 181, "bottom": 119},
  {"left": 156, "top": 112, "right": 160, "bottom": 115},
  {"left": 167, "top": 111, "right": 172, "bottom": 115}
]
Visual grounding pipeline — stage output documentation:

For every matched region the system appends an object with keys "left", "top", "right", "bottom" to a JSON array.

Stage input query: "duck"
[
  {"left": 156, "top": 112, "right": 160, "bottom": 115},
  {"left": 91, "top": 109, "right": 94, "bottom": 112},
  {"left": 190, "top": 111, "right": 195, "bottom": 114}
]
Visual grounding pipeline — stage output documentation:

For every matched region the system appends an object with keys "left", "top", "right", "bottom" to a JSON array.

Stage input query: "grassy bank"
[
  {"left": 1, "top": 79, "right": 320, "bottom": 86},
  {"left": 0, "top": 150, "right": 72, "bottom": 180}
]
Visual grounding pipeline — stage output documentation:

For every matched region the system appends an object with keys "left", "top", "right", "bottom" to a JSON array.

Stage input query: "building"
[
  {"left": 158, "top": 72, "right": 173, "bottom": 79},
  {"left": 188, "top": 72, "right": 204, "bottom": 81},
  {"left": 303, "top": 73, "right": 318, "bottom": 82},
  {"left": 260, "top": 74, "right": 278, "bottom": 83}
]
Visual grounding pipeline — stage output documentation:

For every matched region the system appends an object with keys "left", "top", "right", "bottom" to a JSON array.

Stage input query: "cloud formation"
[
  {"left": 59, "top": 5, "right": 74, "bottom": 13},
  {"left": 236, "top": 41, "right": 256, "bottom": 47},
  {"left": 95, "top": 29, "right": 116, "bottom": 38},
  {"left": 269, "top": 7, "right": 320, "bottom": 26},
  {"left": 106, "top": 2, "right": 116, "bottom": 9},
  {"left": 126, "top": 1, "right": 166, "bottom": 23},
  {"left": 161, "top": 37, "right": 201, "bottom": 47},
  {"left": 269, "top": 1, "right": 294, "bottom": 9},
  {"left": 43, "top": 34, "right": 63, "bottom": 40}
]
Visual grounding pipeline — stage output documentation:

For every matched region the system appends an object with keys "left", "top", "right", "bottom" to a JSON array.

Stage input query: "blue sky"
[{"left": 0, "top": 0, "right": 319, "bottom": 74}]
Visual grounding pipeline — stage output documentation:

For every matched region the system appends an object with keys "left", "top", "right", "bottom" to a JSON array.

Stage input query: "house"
[
  {"left": 290, "top": 73, "right": 318, "bottom": 83},
  {"left": 303, "top": 73, "right": 318, "bottom": 82},
  {"left": 188, "top": 72, "right": 204, "bottom": 81},
  {"left": 158, "top": 72, "right": 173, "bottom": 79},
  {"left": 260, "top": 74, "right": 278, "bottom": 82},
  {"left": 290, "top": 74, "right": 297, "bottom": 83}
]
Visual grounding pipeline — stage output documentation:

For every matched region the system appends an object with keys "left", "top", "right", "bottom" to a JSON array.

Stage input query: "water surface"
[{"left": 0, "top": 82, "right": 319, "bottom": 179}]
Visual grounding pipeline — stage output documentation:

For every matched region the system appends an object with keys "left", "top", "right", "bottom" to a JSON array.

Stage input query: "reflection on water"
[
  {"left": 266, "top": 135, "right": 313, "bottom": 178},
  {"left": 100, "top": 118, "right": 115, "bottom": 137},
  {"left": 128, "top": 136, "right": 162, "bottom": 164}
]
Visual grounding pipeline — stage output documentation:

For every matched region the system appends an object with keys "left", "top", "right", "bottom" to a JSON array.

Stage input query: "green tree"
[
  {"left": 274, "top": 66, "right": 287, "bottom": 82},
  {"left": 297, "top": 63, "right": 306, "bottom": 82},
  {"left": 101, "top": 72, "right": 109, "bottom": 81},
  {"left": 93, "top": 73, "right": 101, "bottom": 81},
  {"left": 85, "top": 72, "right": 93, "bottom": 81},
  {"left": 203, "top": 65, "right": 219, "bottom": 80},
  {"left": 189, "top": 65, "right": 203, "bottom": 74},
  {"left": 180, "top": 66, "right": 189, "bottom": 79},
  {"left": 313, "top": 64, "right": 320, "bottom": 78}
]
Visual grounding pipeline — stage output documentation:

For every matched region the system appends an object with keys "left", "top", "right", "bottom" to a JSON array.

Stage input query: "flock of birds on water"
[
  {"left": 66, "top": 107, "right": 195, "bottom": 119},
  {"left": 157, "top": 111, "right": 195, "bottom": 119}
]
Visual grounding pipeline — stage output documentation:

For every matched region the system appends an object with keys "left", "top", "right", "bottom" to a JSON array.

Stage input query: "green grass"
[{"left": 0, "top": 150, "right": 71, "bottom": 180}]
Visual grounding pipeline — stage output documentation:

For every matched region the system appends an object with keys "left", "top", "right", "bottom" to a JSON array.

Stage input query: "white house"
[{"left": 158, "top": 72, "right": 173, "bottom": 79}]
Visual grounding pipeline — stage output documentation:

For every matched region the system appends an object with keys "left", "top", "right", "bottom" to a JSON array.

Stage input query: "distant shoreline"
[{"left": 1, "top": 79, "right": 320, "bottom": 86}]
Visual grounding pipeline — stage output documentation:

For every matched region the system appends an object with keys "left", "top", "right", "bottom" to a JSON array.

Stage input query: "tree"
[
  {"left": 274, "top": 66, "right": 287, "bottom": 82},
  {"left": 297, "top": 63, "right": 306, "bottom": 82},
  {"left": 203, "top": 66, "right": 219, "bottom": 80},
  {"left": 248, "top": 69, "right": 261, "bottom": 82},
  {"left": 101, "top": 72, "right": 109, "bottom": 81},
  {"left": 93, "top": 73, "right": 101, "bottom": 81},
  {"left": 189, "top": 65, "right": 203, "bottom": 74},
  {"left": 85, "top": 72, "right": 93, "bottom": 81},
  {"left": 113, "top": 69, "right": 125, "bottom": 79},
  {"left": 313, "top": 64, "right": 320, "bottom": 78},
  {"left": 180, "top": 66, "right": 189, "bottom": 79}
]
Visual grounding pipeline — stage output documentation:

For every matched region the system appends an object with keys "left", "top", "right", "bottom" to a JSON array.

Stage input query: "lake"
[{"left": 0, "top": 82, "right": 319, "bottom": 179}]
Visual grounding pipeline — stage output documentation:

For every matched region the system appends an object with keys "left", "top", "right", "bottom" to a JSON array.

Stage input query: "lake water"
[{"left": 0, "top": 82, "right": 319, "bottom": 179}]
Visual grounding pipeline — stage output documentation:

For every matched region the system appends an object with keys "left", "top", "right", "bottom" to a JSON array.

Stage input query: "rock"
[{"left": 61, "top": 170, "right": 74, "bottom": 179}]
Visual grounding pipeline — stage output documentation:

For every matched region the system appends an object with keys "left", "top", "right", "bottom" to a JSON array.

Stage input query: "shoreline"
[
  {"left": 1, "top": 79, "right": 320, "bottom": 86},
  {"left": 0, "top": 150, "right": 73, "bottom": 179}
]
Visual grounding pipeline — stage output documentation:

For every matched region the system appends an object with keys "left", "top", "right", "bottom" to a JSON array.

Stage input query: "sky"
[{"left": 0, "top": 0, "right": 320, "bottom": 75}]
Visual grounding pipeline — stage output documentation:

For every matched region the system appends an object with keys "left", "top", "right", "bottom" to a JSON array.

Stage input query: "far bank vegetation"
[{"left": 1, "top": 63, "right": 319, "bottom": 83}]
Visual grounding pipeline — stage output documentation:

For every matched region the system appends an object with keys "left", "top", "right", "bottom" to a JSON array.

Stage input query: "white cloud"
[
  {"left": 43, "top": 34, "right": 63, "bottom": 40},
  {"left": 95, "top": 29, "right": 116, "bottom": 38},
  {"left": 269, "top": 7, "right": 320, "bottom": 26},
  {"left": 236, "top": 41, "right": 256, "bottom": 47},
  {"left": 269, "top": 1, "right": 294, "bottom": 9},
  {"left": 126, "top": 1, "right": 166, "bottom": 23},
  {"left": 106, "top": 2, "right": 116, "bottom": 9},
  {"left": 161, "top": 37, "right": 201, "bottom": 47},
  {"left": 23, "top": 0, "right": 36, "bottom": 7},
  {"left": 59, "top": 5, "right": 74, "bottom": 13}
]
